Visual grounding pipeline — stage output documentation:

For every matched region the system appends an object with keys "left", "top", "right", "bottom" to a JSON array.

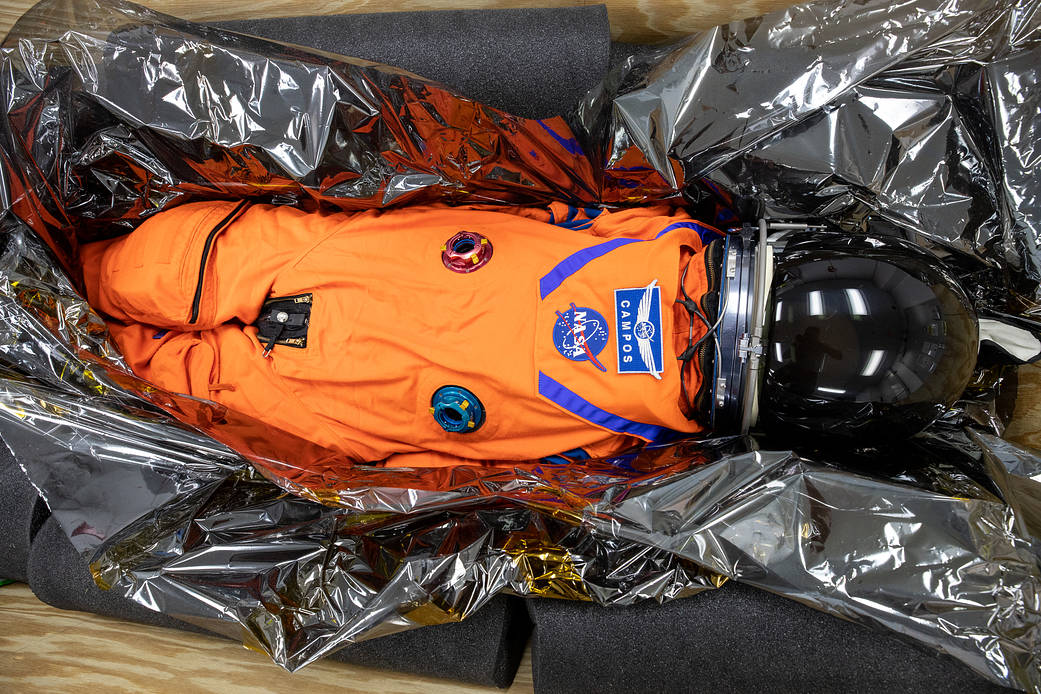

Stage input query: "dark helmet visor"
[{"left": 761, "top": 235, "right": 978, "bottom": 440}]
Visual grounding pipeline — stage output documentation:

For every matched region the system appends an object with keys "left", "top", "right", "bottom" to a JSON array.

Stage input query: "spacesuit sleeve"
[
  {"left": 513, "top": 202, "right": 721, "bottom": 244},
  {"left": 81, "top": 201, "right": 347, "bottom": 330},
  {"left": 381, "top": 435, "right": 638, "bottom": 468},
  {"left": 586, "top": 204, "right": 721, "bottom": 243}
]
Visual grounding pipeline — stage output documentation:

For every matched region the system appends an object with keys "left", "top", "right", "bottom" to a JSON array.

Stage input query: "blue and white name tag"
[{"left": 614, "top": 280, "right": 664, "bottom": 379}]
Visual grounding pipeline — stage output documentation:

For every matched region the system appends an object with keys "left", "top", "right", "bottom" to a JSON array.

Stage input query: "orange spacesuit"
[{"left": 81, "top": 200, "right": 722, "bottom": 467}]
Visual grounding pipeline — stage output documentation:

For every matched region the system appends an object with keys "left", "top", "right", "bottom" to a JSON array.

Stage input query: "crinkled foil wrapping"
[{"left": 2, "top": 0, "right": 1041, "bottom": 688}]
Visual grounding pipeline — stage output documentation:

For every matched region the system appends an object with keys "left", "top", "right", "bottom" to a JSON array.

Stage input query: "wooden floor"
[
  {"left": 0, "top": 582, "right": 535, "bottom": 694},
  {"left": 1007, "top": 363, "right": 1041, "bottom": 451},
  {"left": 0, "top": 0, "right": 1038, "bottom": 691}
]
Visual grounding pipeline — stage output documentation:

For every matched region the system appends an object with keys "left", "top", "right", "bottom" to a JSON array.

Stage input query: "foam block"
[
  {"left": 27, "top": 516, "right": 210, "bottom": 634},
  {"left": 214, "top": 7, "right": 611, "bottom": 119},
  {"left": 330, "top": 597, "right": 530, "bottom": 687},
  {"left": 0, "top": 436, "right": 44, "bottom": 582},
  {"left": 28, "top": 513, "right": 529, "bottom": 687},
  {"left": 527, "top": 582, "right": 1013, "bottom": 693}
]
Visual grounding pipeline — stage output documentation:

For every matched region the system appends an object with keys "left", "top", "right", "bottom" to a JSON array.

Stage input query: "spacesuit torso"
[{"left": 82, "top": 200, "right": 721, "bottom": 466}]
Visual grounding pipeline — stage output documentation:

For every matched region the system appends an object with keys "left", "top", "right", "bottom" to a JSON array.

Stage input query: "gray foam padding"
[
  {"left": 28, "top": 513, "right": 529, "bottom": 687},
  {"left": 330, "top": 596, "right": 531, "bottom": 687},
  {"left": 0, "top": 436, "right": 44, "bottom": 582},
  {"left": 527, "top": 582, "right": 1013, "bottom": 694},
  {"left": 214, "top": 7, "right": 611, "bottom": 119},
  {"left": 28, "top": 516, "right": 210, "bottom": 635}
]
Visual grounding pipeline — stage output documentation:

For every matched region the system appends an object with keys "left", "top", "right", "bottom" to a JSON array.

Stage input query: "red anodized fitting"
[{"left": 442, "top": 231, "right": 493, "bottom": 273}]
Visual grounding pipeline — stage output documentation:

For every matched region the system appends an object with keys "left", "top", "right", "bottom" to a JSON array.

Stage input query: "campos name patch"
[{"left": 615, "top": 280, "right": 664, "bottom": 379}]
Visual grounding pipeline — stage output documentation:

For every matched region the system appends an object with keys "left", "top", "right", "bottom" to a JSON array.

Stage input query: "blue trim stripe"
[
  {"left": 548, "top": 205, "right": 603, "bottom": 231},
  {"left": 547, "top": 205, "right": 600, "bottom": 231},
  {"left": 540, "top": 448, "right": 590, "bottom": 466},
  {"left": 538, "top": 372, "right": 677, "bottom": 442},
  {"left": 539, "top": 238, "right": 640, "bottom": 299},
  {"left": 654, "top": 220, "right": 721, "bottom": 243}
]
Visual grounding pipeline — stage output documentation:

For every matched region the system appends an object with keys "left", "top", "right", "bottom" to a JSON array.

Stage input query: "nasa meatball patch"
[
  {"left": 615, "top": 280, "right": 664, "bottom": 379},
  {"left": 552, "top": 303, "right": 609, "bottom": 371}
]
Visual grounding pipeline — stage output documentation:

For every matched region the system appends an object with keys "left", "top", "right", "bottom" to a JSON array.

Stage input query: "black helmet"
[{"left": 760, "top": 233, "right": 978, "bottom": 441}]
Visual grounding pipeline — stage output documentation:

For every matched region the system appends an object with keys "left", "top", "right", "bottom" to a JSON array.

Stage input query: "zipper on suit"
[{"left": 189, "top": 200, "right": 251, "bottom": 324}]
